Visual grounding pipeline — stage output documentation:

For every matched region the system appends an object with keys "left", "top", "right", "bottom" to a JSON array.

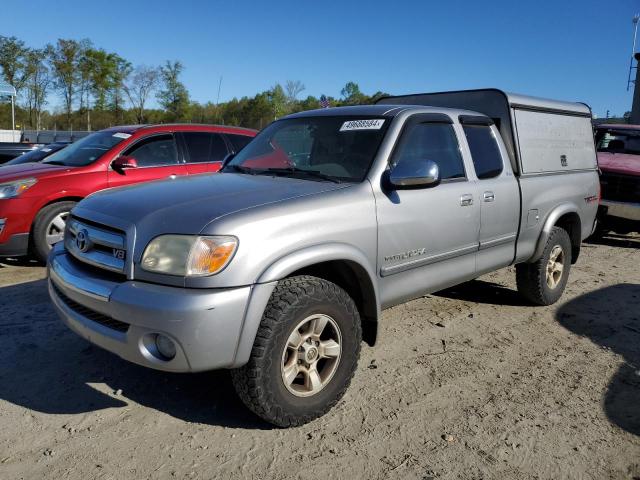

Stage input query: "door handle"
[
  {"left": 460, "top": 194, "right": 474, "bottom": 206},
  {"left": 483, "top": 191, "right": 495, "bottom": 202}
]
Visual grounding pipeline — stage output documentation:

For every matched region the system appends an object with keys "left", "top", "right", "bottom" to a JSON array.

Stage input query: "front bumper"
[
  {"left": 0, "top": 197, "right": 36, "bottom": 257},
  {"left": 600, "top": 200, "right": 640, "bottom": 222},
  {"left": 48, "top": 248, "right": 274, "bottom": 372},
  {"left": 0, "top": 232, "right": 29, "bottom": 257}
]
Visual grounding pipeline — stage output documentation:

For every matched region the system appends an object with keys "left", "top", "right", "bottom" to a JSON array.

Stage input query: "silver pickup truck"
[{"left": 48, "top": 89, "right": 599, "bottom": 427}]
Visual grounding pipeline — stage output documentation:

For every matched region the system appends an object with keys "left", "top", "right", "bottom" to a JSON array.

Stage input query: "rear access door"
[
  {"left": 458, "top": 117, "right": 520, "bottom": 274},
  {"left": 179, "top": 131, "right": 231, "bottom": 174}
]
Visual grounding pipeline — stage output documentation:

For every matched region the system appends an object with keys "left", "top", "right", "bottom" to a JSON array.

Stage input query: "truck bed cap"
[{"left": 376, "top": 88, "right": 594, "bottom": 175}]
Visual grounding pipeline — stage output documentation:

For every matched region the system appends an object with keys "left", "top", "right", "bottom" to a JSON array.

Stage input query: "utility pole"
[
  {"left": 628, "top": 15, "right": 640, "bottom": 91},
  {"left": 216, "top": 76, "right": 223, "bottom": 105},
  {"left": 11, "top": 94, "right": 15, "bottom": 141}
]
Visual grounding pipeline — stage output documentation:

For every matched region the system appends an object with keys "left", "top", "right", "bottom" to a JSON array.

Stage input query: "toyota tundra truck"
[{"left": 48, "top": 89, "right": 599, "bottom": 427}]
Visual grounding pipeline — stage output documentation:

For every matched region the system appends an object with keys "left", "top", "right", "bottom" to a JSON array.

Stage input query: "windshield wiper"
[
  {"left": 225, "top": 164, "right": 258, "bottom": 175},
  {"left": 43, "top": 160, "right": 67, "bottom": 166},
  {"left": 262, "top": 167, "right": 341, "bottom": 183}
]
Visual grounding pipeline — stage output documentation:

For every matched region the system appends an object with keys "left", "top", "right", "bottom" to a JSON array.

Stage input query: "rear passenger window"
[
  {"left": 227, "top": 134, "right": 253, "bottom": 153},
  {"left": 463, "top": 125, "right": 503, "bottom": 179},
  {"left": 392, "top": 123, "right": 465, "bottom": 180},
  {"left": 183, "top": 132, "right": 228, "bottom": 163}
]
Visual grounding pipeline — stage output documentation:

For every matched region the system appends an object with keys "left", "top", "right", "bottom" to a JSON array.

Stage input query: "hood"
[
  {"left": 597, "top": 152, "right": 640, "bottom": 176},
  {"left": 76, "top": 173, "right": 349, "bottom": 234},
  {"left": 0, "top": 162, "right": 69, "bottom": 182}
]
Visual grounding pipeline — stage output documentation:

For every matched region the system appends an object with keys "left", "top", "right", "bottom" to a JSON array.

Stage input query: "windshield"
[
  {"left": 596, "top": 129, "right": 640, "bottom": 156},
  {"left": 43, "top": 131, "right": 130, "bottom": 167},
  {"left": 224, "top": 116, "right": 389, "bottom": 182}
]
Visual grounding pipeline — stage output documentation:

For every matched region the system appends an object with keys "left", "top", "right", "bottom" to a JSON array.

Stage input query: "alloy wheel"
[{"left": 281, "top": 314, "right": 342, "bottom": 397}]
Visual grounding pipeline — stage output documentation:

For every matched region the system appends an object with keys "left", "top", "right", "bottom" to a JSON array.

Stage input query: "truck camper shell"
[{"left": 376, "top": 88, "right": 596, "bottom": 176}]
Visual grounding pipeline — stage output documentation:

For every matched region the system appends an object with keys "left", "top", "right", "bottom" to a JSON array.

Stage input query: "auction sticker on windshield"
[
  {"left": 112, "top": 132, "right": 132, "bottom": 139},
  {"left": 340, "top": 119, "right": 385, "bottom": 131}
]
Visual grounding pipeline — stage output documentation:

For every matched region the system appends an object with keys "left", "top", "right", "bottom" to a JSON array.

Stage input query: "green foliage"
[
  {"left": 45, "top": 38, "right": 90, "bottom": 123},
  {"left": 157, "top": 60, "right": 189, "bottom": 122},
  {"left": 23, "top": 49, "right": 50, "bottom": 129},
  {"left": 0, "top": 36, "right": 394, "bottom": 132},
  {"left": 0, "top": 36, "right": 28, "bottom": 94},
  {"left": 340, "top": 81, "right": 365, "bottom": 105}
]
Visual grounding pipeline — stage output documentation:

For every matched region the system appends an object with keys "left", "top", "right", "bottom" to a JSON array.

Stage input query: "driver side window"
[
  {"left": 393, "top": 123, "right": 465, "bottom": 180},
  {"left": 124, "top": 134, "right": 179, "bottom": 167}
]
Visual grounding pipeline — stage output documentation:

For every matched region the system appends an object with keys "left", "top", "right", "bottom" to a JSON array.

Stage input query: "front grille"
[
  {"left": 600, "top": 172, "right": 640, "bottom": 203},
  {"left": 65, "top": 217, "right": 127, "bottom": 274},
  {"left": 52, "top": 283, "right": 129, "bottom": 333}
]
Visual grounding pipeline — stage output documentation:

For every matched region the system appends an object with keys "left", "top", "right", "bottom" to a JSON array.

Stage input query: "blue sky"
[{"left": 4, "top": 0, "right": 638, "bottom": 117}]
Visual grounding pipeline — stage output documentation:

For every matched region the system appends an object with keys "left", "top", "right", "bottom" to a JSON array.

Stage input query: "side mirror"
[
  {"left": 112, "top": 155, "right": 138, "bottom": 174},
  {"left": 388, "top": 160, "right": 440, "bottom": 188}
]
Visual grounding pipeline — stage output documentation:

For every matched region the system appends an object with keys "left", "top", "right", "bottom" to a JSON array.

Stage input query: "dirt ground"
[{"left": 0, "top": 234, "right": 639, "bottom": 480}]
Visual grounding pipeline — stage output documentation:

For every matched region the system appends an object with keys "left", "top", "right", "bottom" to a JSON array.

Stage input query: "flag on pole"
[{"left": 320, "top": 95, "right": 330, "bottom": 108}]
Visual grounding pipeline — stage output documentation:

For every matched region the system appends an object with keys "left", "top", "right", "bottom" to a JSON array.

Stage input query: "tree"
[
  {"left": 81, "top": 49, "right": 115, "bottom": 111},
  {"left": 285, "top": 80, "right": 305, "bottom": 103},
  {"left": 46, "top": 39, "right": 88, "bottom": 127},
  {"left": 369, "top": 90, "right": 390, "bottom": 103},
  {"left": 76, "top": 42, "right": 96, "bottom": 115},
  {"left": 109, "top": 55, "right": 131, "bottom": 124},
  {"left": 268, "top": 83, "right": 288, "bottom": 119},
  {"left": 0, "top": 36, "right": 28, "bottom": 96},
  {"left": 23, "top": 49, "right": 50, "bottom": 129},
  {"left": 341, "top": 81, "right": 365, "bottom": 105},
  {"left": 157, "top": 60, "right": 189, "bottom": 122},
  {"left": 124, "top": 65, "right": 160, "bottom": 123}
]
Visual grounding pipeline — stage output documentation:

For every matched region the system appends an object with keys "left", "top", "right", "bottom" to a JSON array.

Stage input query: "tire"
[
  {"left": 32, "top": 201, "right": 76, "bottom": 262},
  {"left": 231, "top": 275, "right": 362, "bottom": 427},
  {"left": 516, "top": 226, "right": 572, "bottom": 306}
]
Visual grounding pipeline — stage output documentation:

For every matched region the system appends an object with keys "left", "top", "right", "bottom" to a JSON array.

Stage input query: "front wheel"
[
  {"left": 32, "top": 201, "right": 76, "bottom": 262},
  {"left": 231, "top": 275, "right": 362, "bottom": 427},
  {"left": 516, "top": 226, "right": 572, "bottom": 306}
]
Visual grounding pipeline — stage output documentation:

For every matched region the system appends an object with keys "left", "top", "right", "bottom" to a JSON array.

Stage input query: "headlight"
[
  {"left": 141, "top": 235, "right": 238, "bottom": 277},
  {"left": 0, "top": 178, "right": 37, "bottom": 199}
]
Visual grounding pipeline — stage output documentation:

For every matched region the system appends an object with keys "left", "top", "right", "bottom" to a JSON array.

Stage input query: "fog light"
[{"left": 155, "top": 334, "right": 176, "bottom": 360}]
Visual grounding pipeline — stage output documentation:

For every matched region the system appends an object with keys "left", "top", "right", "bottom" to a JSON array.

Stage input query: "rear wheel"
[
  {"left": 516, "top": 226, "right": 572, "bottom": 306},
  {"left": 231, "top": 275, "right": 361, "bottom": 427},
  {"left": 32, "top": 201, "right": 76, "bottom": 262}
]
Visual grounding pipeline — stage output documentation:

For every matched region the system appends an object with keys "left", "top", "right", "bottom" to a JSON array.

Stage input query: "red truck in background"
[
  {"left": 0, "top": 124, "right": 256, "bottom": 261},
  {"left": 595, "top": 124, "right": 640, "bottom": 236}
]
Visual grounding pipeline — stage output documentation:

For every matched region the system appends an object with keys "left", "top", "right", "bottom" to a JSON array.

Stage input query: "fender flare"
[
  {"left": 257, "top": 242, "right": 380, "bottom": 322},
  {"left": 232, "top": 243, "right": 381, "bottom": 366},
  {"left": 257, "top": 242, "right": 377, "bottom": 286},
  {"left": 528, "top": 202, "right": 579, "bottom": 263}
]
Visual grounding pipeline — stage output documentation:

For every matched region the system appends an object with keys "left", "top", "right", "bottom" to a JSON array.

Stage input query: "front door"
[
  {"left": 108, "top": 133, "right": 187, "bottom": 188},
  {"left": 375, "top": 117, "right": 481, "bottom": 307}
]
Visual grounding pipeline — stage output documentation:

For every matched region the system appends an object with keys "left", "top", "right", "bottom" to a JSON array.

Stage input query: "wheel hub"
[
  {"left": 546, "top": 245, "right": 564, "bottom": 289},
  {"left": 281, "top": 314, "right": 342, "bottom": 397},
  {"left": 302, "top": 343, "right": 319, "bottom": 363}
]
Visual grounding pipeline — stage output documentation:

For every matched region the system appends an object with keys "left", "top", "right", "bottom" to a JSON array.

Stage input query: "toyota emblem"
[{"left": 75, "top": 229, "right": 91, "bottom": 253}]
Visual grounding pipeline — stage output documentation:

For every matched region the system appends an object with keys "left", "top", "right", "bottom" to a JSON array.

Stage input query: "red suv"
[{"left": 0, "top": 124, "right": 256, "bottom": 261}]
